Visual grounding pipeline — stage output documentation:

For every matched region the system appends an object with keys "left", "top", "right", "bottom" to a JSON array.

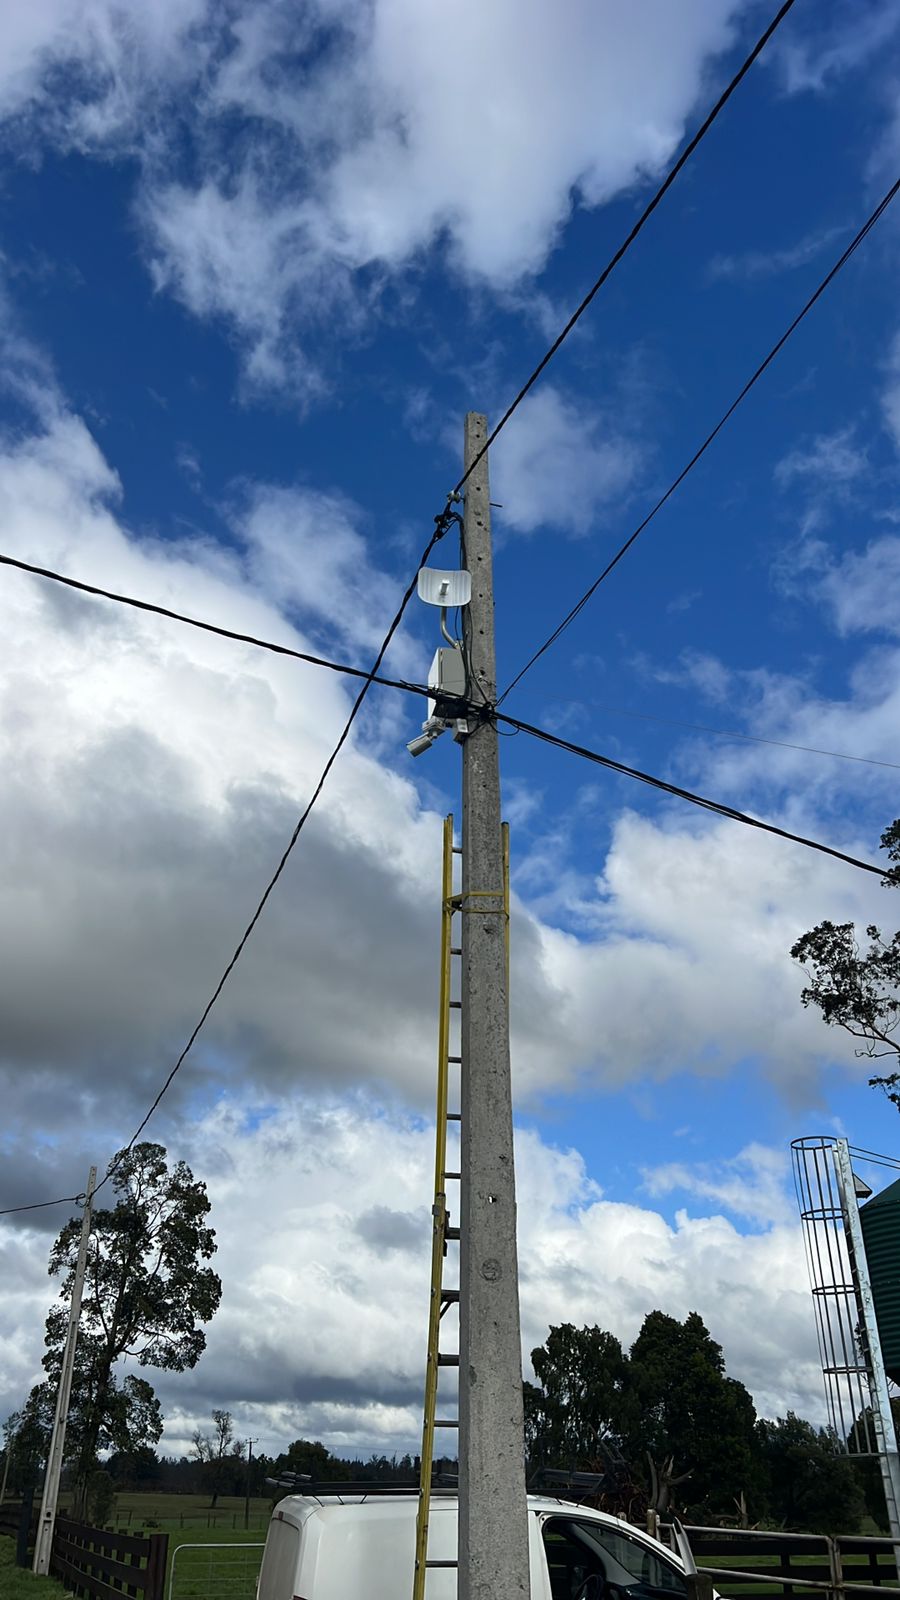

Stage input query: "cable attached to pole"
[{"left": 497, "top": 710, "right": 885, "bottom": 877}]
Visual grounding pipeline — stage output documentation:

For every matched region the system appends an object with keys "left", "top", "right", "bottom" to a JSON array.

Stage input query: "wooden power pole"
[
  {"left": 459, "top": 413, "right": 530, "bottom": 1597},
  {"left": 33, "top": 1166, "right": 97, "bottom": 1576}
]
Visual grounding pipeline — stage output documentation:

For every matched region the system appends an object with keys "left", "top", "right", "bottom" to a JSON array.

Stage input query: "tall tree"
[
  {"left": 526, "top": 1323, "right": 627, "bottom": 1470},
  {"left": 623, "top": 1311, "right": 760, "bottom": 1519},
  {"left": 34, "top": 1141, "right": 221, "bottom": 1510},
  {"left": 192, "top": 1409, "right": 236, "bottom": 1507},
  {"left": 757, "top": 1413, "right": 865, "bottom": 1533},
  {"left": 3, "top": 1394, "right": 52, "bottom": 1494},
  {"left": 791, "top": 820, "right": 900, "bottom": 1110},
  {"left": 526, "top": 1312, "right": 759, "bottom": 1520}
]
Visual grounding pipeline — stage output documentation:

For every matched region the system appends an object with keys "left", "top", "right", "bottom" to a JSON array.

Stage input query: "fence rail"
[
  {"left": 167, "top": 1541, "right": 265, "bottom": 1600},
  {"left": 50, "top": 1515, "right": 168, "bottom": 1600},
  {"left": 664, "top": 1524, "right": 900, "bottom": 1599}
]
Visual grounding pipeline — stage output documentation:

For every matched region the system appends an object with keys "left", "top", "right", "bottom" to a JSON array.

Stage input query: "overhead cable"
[
  {"left": 88, "top": 513, "right": 454, "bottom": 1198},
  {"left": 0, "top": 551, "right": 432, "bottom": 704},
  {"left": 542, "top": 696, "right": 900, "bottom": 772},
  {"left": 4, "top": 551, "right": 892, "bottom": 776},
  {"left": 498, "top": 174, "right": 900, "bottom": 705},
  {"left": 449, "top": 0, "right": 799, "bottom": 500},
  {"left": 0, "top": 1194, "right": 84, "bottom": 1218},
  {"left": 497, "top": 710, "right": 885, "bottom": 877}
]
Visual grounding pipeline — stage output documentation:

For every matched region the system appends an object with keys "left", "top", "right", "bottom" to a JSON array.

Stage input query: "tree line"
[{"left": 523, "top": 1311, "right": 895, "bottom": 1533}]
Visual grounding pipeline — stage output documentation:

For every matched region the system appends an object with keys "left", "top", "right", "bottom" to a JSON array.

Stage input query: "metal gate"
[{"left": 167, "top": 1541, "right": 265, "bottom": 1600}]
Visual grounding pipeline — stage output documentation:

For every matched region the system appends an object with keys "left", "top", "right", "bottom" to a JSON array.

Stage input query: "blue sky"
[{"left": 1, "top": 0, "right": 900, "bottom": 1459}]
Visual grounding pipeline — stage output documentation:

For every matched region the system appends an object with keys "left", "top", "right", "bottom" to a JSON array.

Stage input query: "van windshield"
[{"left": 543, "top": 1518, "right": 688, "bottom": 1600}]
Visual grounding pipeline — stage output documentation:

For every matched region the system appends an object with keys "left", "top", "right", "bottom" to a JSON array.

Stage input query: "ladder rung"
[
  {"left": 445, "top": 1225, "right": 460, "bottom": 1239},
  {"left": 437, "top": 1353, "right": 459, "bottom": 1367},
  {"left": 451, "top": 946, "right": 462, "bottom": 955},
  {"left": 446, "top": 1113, "right": 461, "bottom": 1123},
  {"left": 426, "top": 1561, "right": 459, "bottom": 1569},
  {"left": 448, "top": 1055, "right": 461, "bottom": 1064},
  {"left": 435, "top": 1419, "right": 459, "bottom": 1428},
  {"left": 441, "top": 1289, "right": 460, "bottom": 1303},
  {"left": 444, "top": 1170, "right": 460, "bottom": 1180},
  {"left": 449, "top": 1000, "right": 461, "bottom": 1009},
  {"left": 451, "top": 846, "right": 462, "bottom": 855}
]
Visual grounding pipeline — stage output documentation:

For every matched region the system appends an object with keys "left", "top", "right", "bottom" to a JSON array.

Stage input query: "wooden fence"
[
  {"left": 0, "top": 1493, "right": 37, "bottom": 1564},
  {"left": 0, "top": 1500, "right": 30, "bottom": 1539},
  {"left": 49, "top": 1516, "right": 168, "bottom": 1600}
]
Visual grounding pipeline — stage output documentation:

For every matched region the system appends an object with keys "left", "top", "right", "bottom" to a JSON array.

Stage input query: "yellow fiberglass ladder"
[{"left": 412, "top": 813, "right": 510, "bottom": 1600}]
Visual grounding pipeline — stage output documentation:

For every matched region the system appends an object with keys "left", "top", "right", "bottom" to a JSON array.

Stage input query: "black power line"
[
  {"left": 536, "top": 696, "right": 900, "bottom": 773},
  {"left": 450, "top": 0, "right": 798, "bottom": 501},
  {"left": 4, "top": 548, "right": 896, "bottom": 774},
  {"left": 0, "top": 550, "right": 432, "bottom": 704},
  {"left": 498, "top": 710, "right": 885, "bottom": 877},
  {"left": 3, "top": 550, "right": 894, "bottom": 773},
  {"left": 0, "top": 1194, "right": 84, "bottom": 1218},
  {"left": 498, "top": 174, "right": 900, "bottom": 705},
  {"left": 20, "top": 511, "right": 448, "bottom": 1209},
  {"left": 91, "top": 515, "right": 451, "bottom": 1196}
]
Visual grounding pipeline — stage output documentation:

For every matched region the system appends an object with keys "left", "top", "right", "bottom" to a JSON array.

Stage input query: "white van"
[{"left": 256, "top": 1491, "right": 696, "bottom": 1600}]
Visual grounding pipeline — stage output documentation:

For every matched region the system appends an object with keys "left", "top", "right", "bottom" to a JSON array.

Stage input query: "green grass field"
[
  {"left": 90, "top": 1496, "right": 271, "bottom": 1599},
  {"left": 107, "top": 1494, "right": 272, "bottom": 1533},
  {"left": 0, "top": 1538, "right": 67, "bottom": 1600},
  {"left": 162, "top": 1528, "right": 266, "bottom": 1600}
]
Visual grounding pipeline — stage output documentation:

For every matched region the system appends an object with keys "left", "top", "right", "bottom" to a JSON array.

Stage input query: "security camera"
[
  {"left": 407, "top": 714, "right": 452, "bottom": 758},
  {"left": 407, "top": 731, "right": 435, "bottom": 758}
]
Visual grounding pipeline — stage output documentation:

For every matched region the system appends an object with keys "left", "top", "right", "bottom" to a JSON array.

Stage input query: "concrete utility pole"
[
  {"left": 33, "top": 1166, "right": 97, "bottom": 1576},
  {"left": 459, "top": 412, "right": 530, "bottom": 1599}
]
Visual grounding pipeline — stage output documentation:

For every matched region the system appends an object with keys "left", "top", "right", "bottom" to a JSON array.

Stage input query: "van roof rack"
[
  {"left": 268, "top": 1479, "right": 456, "bottom": 1499},
  {"left": 529, "top": 1468, "right": 606, "bottom": 1502}
]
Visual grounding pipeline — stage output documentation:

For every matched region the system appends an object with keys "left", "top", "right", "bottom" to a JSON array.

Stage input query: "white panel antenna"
[{"left": 417, "top": 568, "right": 472, "bottom": 607}]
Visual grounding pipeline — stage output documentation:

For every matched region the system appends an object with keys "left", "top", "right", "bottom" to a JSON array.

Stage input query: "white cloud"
[
  {"left": 142, "top": 177, "right": 343, "bottom": 404},
  {"left": 0, "top": 0, "right": 755, "bottom": 392},
  {"left": 239, "top": 484, "right": 402, "bottom": 658},
  {"left": 882, "top": 331, "right": 900, "bottom": 452},
  {"left": 816, "top": 535, "right": 900, "bottom": 639},
  {"left": 708, "top": 225, "right": 845, "bottom": 283},
  {"left": 492, "top": 387, "right": 641, "bottom": 536},
  {"left": 0, "top": 0, "right": 211, "bottom": 148},
  {"left": 643, "top": 1143, "right": 794, "bottom": 1228},
  {"left": 0, "top": 1107, "right": 827, "bottom": 1457},
  {"left": 776, "top": 3, "right": 900, "bottom": 96},
  {"left": 295, "top": 0, "right": 743, "bottom": 285},
  {"left": 640, "top": 647, "right": 734, "bottom": 703},
  {"left": 774, "top": 426, "right": 868, "bottom": 492}
]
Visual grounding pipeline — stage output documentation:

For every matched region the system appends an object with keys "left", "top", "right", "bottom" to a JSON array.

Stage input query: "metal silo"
[{"left": 860, "top": 1175, "right": 900, "bottom": 1387}]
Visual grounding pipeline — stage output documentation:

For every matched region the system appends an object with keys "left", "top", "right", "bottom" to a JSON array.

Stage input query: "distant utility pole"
[
  {"left": 33, "top": 1166, "right": 97, "bottom": 1577},
  {"left": 458, "top": 413, "right": 531, "bottom": 1599},
  {"left": 244, "top": 1438, "right": 258, "bottom": 1530}
]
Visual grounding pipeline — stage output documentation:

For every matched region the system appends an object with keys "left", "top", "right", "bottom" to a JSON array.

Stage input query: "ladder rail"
[
  {"left": 414, "top": 816, "right": 456, "bottom": 1600},
  {"left": 413, "top": 815, "right": 511, "bottom": 1598}
]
